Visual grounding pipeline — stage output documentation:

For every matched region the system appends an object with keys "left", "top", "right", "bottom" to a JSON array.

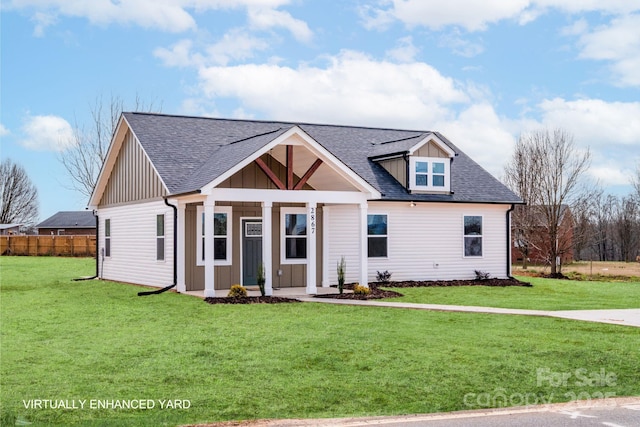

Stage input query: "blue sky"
[{"left": 2, "top": 0, "right": 639, "bottom": 221}]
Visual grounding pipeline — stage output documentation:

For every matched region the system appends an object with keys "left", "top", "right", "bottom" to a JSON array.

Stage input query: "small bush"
[
  {"left": 376, "top": 270, "right": 392, "bottom": 284},
  {"left": 474, "top": 270, "right": 491, "bottom": 281},
  {"left": 353, "top": 284, "right": 370, "bottom": 296},
  {"left": 257, "top": 263, "right": 266, "bottom": 296},
  {"left": 337, "top": 256, "right": 346, "bottom": 294},
  {"left": 227, "top": 284, "right": 248, "bottom": 298}
]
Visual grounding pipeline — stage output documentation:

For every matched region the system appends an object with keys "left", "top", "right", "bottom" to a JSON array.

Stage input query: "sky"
[{"left": 1, "top": 0, "right": 640, "bottom": 222}]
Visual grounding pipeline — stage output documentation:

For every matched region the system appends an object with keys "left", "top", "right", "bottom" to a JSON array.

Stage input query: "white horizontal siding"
[
  {"left": 326, "top": 202, "right": 510, "bottom": 284},
  {"left": 99, "top": 201, "right": 173, "bottom": 288}
]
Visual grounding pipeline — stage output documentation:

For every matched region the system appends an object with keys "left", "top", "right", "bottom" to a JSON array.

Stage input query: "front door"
[{"left": 242, "top": 219, "right": 263, "bottom": 286}]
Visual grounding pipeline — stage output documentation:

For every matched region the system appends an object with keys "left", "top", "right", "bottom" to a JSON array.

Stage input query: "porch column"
[
  {"left": 306, "top": 202, "right": 317, "bottom": 294},
  {"left": 176, "top": 202, "right": 186, "bottom": 293},
  {"left": 262, "top": 202, "right": 273, "bottom": 296},
  {"left": 321, "top": 206, "right": 330, "bottom": 287},
  {"left": 204, "top": 200, "right": 215, "bottom": 298},
  {"left": 359, "top": 202, "right": 369, "bottom": 288}
]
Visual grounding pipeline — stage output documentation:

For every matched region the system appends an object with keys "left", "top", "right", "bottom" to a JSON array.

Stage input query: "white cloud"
[
  {"left": 206, "top": 29, "right": 270, "bottom": 65},
  {"left": 154, "top": 39, "right": 204, "bottom": 68},
  {"left": 385, "top": 36, "right": 419, "bottom": 63},
  {"left": 20, "top": 115, "right": 74, "bottom": 151},
  {"left": 574, "top": 13, "right": 640, "bottom": 87},
  {"left": 7, "top": 0, "right": 301, "bottom": 34},
  {"left": 0, "top": 124, "right": 9, "bottom": 137},
  {"left": 247, "top": 7, "right": 312, "bottom": 42},
  {"left": 438, "top": 30, "right": 484, "bottom": 57},
  {"left": 197, "top": 50, "right": 469, "bottom": 128}
]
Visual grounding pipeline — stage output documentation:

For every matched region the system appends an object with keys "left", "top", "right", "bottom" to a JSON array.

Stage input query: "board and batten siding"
[
  {"left": 326, "top": 202, "right": 510, "bottom": 285},
  {"left": 99, "top": 131, "right": 167, "bottom": 206},
  {"left": 99, "top": 201, "right": 173, "bottom": 288}
]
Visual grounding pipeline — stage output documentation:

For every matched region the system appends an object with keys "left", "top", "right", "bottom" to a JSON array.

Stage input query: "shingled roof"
[
  {"left": 123, "top": 112, "right": 521, "bottom": 204},
  {"left": 37, "top": 211, "right": 96, "bottom": 229}
]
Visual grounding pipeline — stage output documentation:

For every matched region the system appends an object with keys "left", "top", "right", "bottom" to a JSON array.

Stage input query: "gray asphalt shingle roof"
[
  {"left": 37, "top": 211, "right": 96, "bottom": 228},
  {"left": 123, "top": 112, "right": 521, "bottom": 204}
]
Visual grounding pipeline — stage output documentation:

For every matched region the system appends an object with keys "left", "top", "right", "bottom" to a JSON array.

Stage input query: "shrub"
[
  {"left": 474, "top": 270, "right": 490, "bottom": 281},
  {"left": 376, "top": 270, "right": 392, "bottom": 284},
  {"left": 227, "top": 284, "right": 248, "bottom": 298},
  {"left": 352, "top": 284, "right": 370, "bottom": 296},
  {"left": 257, "top": 263, "right": 266, "bottom": 296},
  {"left": 337, "top": 256, "right": 346, "bottom": 294}
]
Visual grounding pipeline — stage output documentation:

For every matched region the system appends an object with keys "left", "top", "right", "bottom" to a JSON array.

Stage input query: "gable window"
[
  {"left": 104, "top": 219, "right": 111, "bottom": 257},
  {"left": 367, "top": 214, "right": 388, "bottom": 258},
  {"left": 409, "top": 157, "right": 450, "bottom": 192},
  {"left": 156, "top": 214, "right": 165, "bottom": 261},
  {"left": 197, "top": 206, "right": 232, "bottom": 265},
  {"left": 281, "top": 208, "right": 307, "bottom": 263},
  {"left": 463, "top": 215, "right": 483, "bottom": 257}
]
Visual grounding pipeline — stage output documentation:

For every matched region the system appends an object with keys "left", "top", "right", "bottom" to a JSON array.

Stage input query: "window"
[
  {"left": 367, "top": 214, "right": 388, "bottom": 258},
  {"left": 409, "top": 157, "right": 450, "bottom": 191},
  {"left": 156, "top": 214, "right": 165, "bottom": 261},
  {"left": 463, "top": 215, "right": 483, "bottom": 257},
  {"left": 281, "top": 208, "right": 307, "bottom": 263},
  {"left": 104, "top": 219, "right": 111, "bottom": 257},
  {"left": 196, "top": 206, "right": 232, "bottom": 265}
]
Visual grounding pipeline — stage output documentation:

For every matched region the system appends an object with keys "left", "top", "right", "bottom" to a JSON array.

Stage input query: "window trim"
[
  {"left": 463, "top": 214, "right": 484, "bottom": 258},
  {"left": 196, "top": 205, "right": 232, "bottom": 266},
  {"left": 367, "top": 213, "right": 389, "bottom": 259},
  {"left": 409, "top": 156, "right": 450, "bottom": 192},
  {"left": 156, "top": 214, "right": 165, "bottom": 262},
  {"left": 281, "top": 207, "right": 308, "bottom": 265},
  {"left": 104, "top": 218, "right": 111, "bottom": 258}
]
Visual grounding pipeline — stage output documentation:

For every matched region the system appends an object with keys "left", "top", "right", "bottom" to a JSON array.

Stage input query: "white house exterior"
[{"left": 89, "top": 113, "right": 522, "bottom": 296}]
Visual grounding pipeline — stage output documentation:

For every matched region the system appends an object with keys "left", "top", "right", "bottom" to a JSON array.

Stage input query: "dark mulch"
[
  {"left": 204, "top": 296, "right": 301, "bottom": 305},
  {"left": 542, "top": 273, "right": 570, "bottom": 279},
  {"left": 314, "top": 284, "right": 403, "bottom": 300},
  {"left": 382, "top": 277, "right": 532, "bottom": 288}
]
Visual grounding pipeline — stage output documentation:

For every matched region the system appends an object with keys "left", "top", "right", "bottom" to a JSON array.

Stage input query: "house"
[
  {"left": 511, "top": 204, "right": 574, "bottom": 267},
  {"left": 36, "top": 211, "right": 97, "bottom": 236},
  {"left": 0, "top": 224, "right": 22, "bottom": 235},
  {"left": 88, "top": 112, "right": 522, "bottom": 296}
]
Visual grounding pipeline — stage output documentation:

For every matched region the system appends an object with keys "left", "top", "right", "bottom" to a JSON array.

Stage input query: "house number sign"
[{"left": 309, "top": 207, "right": 316, "bottom": 235}]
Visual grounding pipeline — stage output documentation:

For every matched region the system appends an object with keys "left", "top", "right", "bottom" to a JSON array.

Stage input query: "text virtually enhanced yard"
[{"left": 1, "top": 257, "right": 639, "bottom": 426}]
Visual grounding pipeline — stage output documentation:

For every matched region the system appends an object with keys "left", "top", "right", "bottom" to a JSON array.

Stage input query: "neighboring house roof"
[
  {"left": 121, "top": 112, "right": 522, "bottom": 204},
  {"left": 36, "top": 211, "right": 96, "bottom": 229}
]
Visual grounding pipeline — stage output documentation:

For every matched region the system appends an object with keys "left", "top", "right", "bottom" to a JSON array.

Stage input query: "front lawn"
[
  {"left": 1, "top": 257, "right": 639, "bottom": 426},
  {"left": 381, "top": 276, "right": 640, "bottom": 310}
]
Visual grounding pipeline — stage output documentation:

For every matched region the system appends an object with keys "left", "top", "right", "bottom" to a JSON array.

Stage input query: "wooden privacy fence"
[{"left": 0, "top": 235, "right": 96, "bottom": 257}]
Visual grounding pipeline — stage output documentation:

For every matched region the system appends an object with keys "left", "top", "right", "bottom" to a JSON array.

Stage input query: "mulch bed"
[
  {"left": 382, "top": 277, "right": 532, "bottom": 288},
  {"left": 314, "top": 284, "right": 403, "bottom": 300},
  {"left": 204, "top": 296, "right": 301, "bottom": 305}
]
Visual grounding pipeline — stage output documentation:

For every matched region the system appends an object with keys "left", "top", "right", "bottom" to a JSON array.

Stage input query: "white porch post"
[
  {"left": 359, "top": 202, "right": 369, "bottom": 288},
  {"left": 176, "top": 202, "right": 186, "bottom": 293},
  {"left": 321, "top": 206, "right": 330, "bottom": 287},
  {"left": 306, "top": 202, "right": 317, "bottom": 294},
  {"left": 262, "top": 202, "right": 273, "bottom": 296},
  {"left": 204, "top": 200, "right": 215, "bottom": 298}
]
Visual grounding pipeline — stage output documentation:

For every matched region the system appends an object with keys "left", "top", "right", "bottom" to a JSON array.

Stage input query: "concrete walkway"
[{"left": 297, "top": 297, "right": 640, "bottom": 328}]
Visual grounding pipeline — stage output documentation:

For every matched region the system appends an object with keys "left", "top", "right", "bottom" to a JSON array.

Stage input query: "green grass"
[
  {"left": 1, "top": 257, "right": 639, "bottom": 426},
  {"left": 381, "top": 276, "right": 640, "bottom": 310}
]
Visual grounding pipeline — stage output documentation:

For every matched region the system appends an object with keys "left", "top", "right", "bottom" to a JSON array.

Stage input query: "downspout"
[
  {"left": 73, "top": 210, "right": 99, "bottom": 281},
  {"left": 138, "top": 197, "right": 178, "bottom": 296},
  {"left": 506, "top": 204, "right": 515, "bottom": 279}
]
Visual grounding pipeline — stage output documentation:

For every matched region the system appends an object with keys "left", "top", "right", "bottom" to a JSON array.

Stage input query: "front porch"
[{"left": 182, "top": 285, "right": 346, "bottom": 299}]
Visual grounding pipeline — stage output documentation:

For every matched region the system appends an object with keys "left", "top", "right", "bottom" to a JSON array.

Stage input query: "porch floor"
[{"left": 181, "top": 286, "right": 345, "bottom": 299}]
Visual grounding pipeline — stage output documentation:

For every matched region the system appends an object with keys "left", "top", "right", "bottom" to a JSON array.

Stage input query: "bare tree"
[
  {"left": 0, "top": 159, "right": 39, "bottom": 227},
  {"left": 59, "top": 93, "right": 161, "bottom": 200},
  {"left": 633, "top": 163, "right": 640, "bottom": 202},
  {"left": 613, "top": 196, "right": 639, "bottom": 262},
  {"left": 504, "top": 129, "right": 591, "bottom": 275}
]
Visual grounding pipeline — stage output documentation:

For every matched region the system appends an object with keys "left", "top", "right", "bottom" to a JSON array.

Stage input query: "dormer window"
[{"left": 409, "top": 157, "right": 450, "bottom": 192}]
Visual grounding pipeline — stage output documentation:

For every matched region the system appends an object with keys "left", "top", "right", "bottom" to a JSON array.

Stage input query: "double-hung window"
[
  {"left": 463, "top": 215, "right": 483, "bottom": 257},
  {"left": 196, "top": 206, "right": 232, "bottom": 265},
  {"left": 104, "top": 219, "right": 111, "bottom": 257},
  {"left": 367, "top": 214, "right": 388, "bottom": 258},
  {"left": 156, "top": 214, "right": 165, "bottom": 261},
  {"left": 281, "top": 208, "right": 307, "bottom": 263},
  {"left": 409, "top": 157, "right": 450, "bottom": 192}
]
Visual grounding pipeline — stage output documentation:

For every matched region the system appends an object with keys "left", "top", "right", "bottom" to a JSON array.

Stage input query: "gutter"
[
  {"left": 138, "top": 197, "right": 178, "bottom": 296},
  {"left": 73, "top": 210, "right": 99, "bottom": 281},
  {"left": 506, "top": 203, "right": 515, "bottom": 279}
]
